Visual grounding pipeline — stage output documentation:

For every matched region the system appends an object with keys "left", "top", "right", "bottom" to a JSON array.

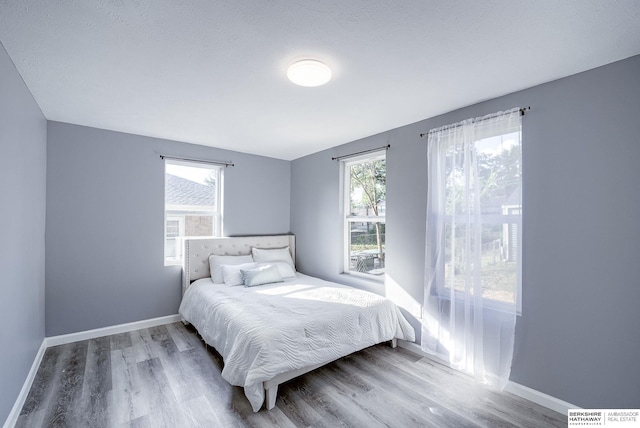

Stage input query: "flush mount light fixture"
[{"left": 287, "top": 59, "right": 332, "bottom": 87}]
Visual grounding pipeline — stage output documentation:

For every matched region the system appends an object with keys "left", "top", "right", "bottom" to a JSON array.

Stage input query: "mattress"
[{"left": 179, "top": 273, "right": 415, "bottom": 411}]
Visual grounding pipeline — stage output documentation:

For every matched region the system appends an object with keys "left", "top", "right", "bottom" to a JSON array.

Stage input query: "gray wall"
[
  {"left": 290, "top": 55, "right": 640, "bottom": 408},
  {"left": 0, "top": 42, "right": 47, "bottom": 422},
  {"left": 46, "top": 122, "right": 290, "bottom": 336}
]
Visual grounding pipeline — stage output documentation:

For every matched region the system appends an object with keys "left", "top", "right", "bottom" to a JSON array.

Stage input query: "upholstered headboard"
[{"left": 182, "top": 235, "right": 295, "bottom": 295}]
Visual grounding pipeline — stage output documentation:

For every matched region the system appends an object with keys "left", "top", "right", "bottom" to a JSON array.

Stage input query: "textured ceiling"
[{"left": 1, "top": 1, "right": 639, "bottom": 160}]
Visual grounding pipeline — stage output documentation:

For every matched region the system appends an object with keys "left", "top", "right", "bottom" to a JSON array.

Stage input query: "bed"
[{"left": 178, "top": 235, "right": 415, "bottom": 412}]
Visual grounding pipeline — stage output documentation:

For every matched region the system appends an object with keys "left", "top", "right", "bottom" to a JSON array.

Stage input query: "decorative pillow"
[
  {"left": 241, "top": 264, "right": 284, "bottom": 287},
  {"left": 209, "top": 254, "right": 254, "bottom": 284},
  {"left": 221, "top": 262, "right": 258, "bottom": 286},
  {"left": 251, "top": 247, "right": 295, "bottom": 269},
  {"left": 258, "top": 262, "right": 296, "bottom": 279}
]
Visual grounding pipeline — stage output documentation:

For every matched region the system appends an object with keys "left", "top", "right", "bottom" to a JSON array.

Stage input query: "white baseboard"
[
  {"left": 3, "top": 340, "right": 47, "bottom": 428},
  {"left": 397, "top": 340, "right": 578, "bottom": 415},
  {"left": 3, "top": 314, "right": 182, "bottom": 428},
  {"left": 45, "top": 314, "right": 182, "bottom": 347},
  {"left": 504, "top": 381, "right": 578, "bottom": 415}
]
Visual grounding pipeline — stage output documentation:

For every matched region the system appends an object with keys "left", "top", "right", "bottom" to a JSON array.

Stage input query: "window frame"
[
  {"left": 164, "top": 159, "right": 223, "bottom": 266},
  {"left": 341, "top": 151, "right": 386, "bottom": 280}
]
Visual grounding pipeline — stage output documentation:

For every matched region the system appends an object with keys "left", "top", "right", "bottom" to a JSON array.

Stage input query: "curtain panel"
[{"left": 422, "top": 108, "right": 522, "bottom": 388}]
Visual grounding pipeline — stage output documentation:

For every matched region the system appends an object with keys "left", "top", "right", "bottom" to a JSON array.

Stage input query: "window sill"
[
  {"left": 434, "top": 291, "right": 522, "bottom": 316},
  {"left": 339, "top": 271, "right": 385, "bottom": 292},
  {"left": 164, "top": 260, "right": 182, "bottom": 267}
]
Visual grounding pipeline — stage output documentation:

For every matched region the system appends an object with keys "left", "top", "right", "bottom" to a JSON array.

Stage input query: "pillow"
[
  {"left": 258, "top": 262, "right": 296, "bottom": 279},
  {"left": 251, "top": 247, "right": 295, "bottom": 269},
  {"left": 209, "top": 254, "right": 254, "bottom": 283},
  {"left": 241, "top": 264, "right": 284, "bottom": 287},
  {"left": 221, "top": 262, "right": 258, "bottom": 286}
]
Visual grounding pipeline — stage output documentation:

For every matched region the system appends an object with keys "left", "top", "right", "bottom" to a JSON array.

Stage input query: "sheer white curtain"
[{"left": 422, "top": 108, "right": 522, "bottom": 388}]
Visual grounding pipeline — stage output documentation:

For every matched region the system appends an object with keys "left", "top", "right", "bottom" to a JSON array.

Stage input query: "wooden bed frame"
[{"left": 182, "top": 234, "right": 397, "bottom": 410}]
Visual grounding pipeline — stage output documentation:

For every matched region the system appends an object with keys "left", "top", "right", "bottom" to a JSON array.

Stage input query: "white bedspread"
[{"left": 179, "top": 273, "right": 415, "bottom": 412}]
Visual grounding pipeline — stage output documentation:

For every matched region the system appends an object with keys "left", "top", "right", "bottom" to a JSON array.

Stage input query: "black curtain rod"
[
  {"left": 419, "top": 107, "right": 530, "bottom": 138},
  {"left": 331, "top": 144, "right": 390, "bottom": 161},
  {"left": 160, "top": 154, "right": 234, "bottom": 167}
]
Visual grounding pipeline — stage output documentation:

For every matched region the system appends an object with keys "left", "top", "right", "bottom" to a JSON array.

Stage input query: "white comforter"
[{"left": 179, "top": 273, "right": 415, "bottom": 412}]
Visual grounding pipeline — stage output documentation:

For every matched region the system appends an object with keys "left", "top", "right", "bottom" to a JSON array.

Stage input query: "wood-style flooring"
[{"left": 16, "top": 322, "right": 567, "bottom": 427}]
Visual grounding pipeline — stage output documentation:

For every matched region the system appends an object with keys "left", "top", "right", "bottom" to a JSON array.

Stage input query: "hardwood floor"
[{"left": 17, "top": 322, "right": 566, "bottom": 427}]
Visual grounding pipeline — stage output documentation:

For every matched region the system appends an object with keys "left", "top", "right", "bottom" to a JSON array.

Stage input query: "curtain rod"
[
  {"left": 419, "top": 106, "right": 530, "bottom": 138},
  {"left": 160, "top": 154, "right": 234, "bottom": 167},
  {"left": 331, "top": 144, "right": 390, "bottom": 161}
]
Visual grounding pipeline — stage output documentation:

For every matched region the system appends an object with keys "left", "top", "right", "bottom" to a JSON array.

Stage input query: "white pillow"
[
  {"left": 221, "top": 262, "right": 258, "bottom": 286},
  {"left": 257, "top": 262, "right": 296, "bottom": 279},
  {"left": 241, "top": 264, "right": 284, "bottom": 287},
  {"left": 209, "top": 254, "right": 254, "bottom": 283},
  {"left": 251, "top": 247, "right": 295, "bottom": 269}
]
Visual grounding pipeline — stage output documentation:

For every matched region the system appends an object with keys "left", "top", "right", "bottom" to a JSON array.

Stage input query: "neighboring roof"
[
  {"left": 475, "top": 185, "right": 521, "bottom": 215},
  {"left": 1, "top": 2, "right": 639, "bottom": 160},
  {"left": 504, "top": 185, "right": 522, "bottom": 207},
  {"left": 165, "top": 174, "right": 215, "bottom": 207}
]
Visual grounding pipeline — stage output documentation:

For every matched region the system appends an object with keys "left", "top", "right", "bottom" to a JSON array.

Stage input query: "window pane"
[
  {"left": 445, "top": 132, "right": 521, "bottom": 217},
  {"left": 476, "top": 132, "right": 521, "bottom": 214},
  {"left": 443, "top": 223, "right": 517, "bottom": 304},
  {"left": 348, "top": 158, "right": 386, "bottom": 216},
  {"left": 165, "top": 164, "right": 218, "bottom": 211},
  {"left": 348, "top": 221, "right": 385, "bottom": 275}
]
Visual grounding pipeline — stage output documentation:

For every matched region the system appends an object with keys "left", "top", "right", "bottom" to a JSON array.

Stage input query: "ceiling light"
[{"left": 287, "top": 60, "right": 332, "bottom": 87}]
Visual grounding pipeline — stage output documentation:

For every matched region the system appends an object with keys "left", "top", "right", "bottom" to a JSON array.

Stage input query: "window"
[
  {"left": 164, "top": 160, "right": 222, "bottom": 265},
  {"left": 427, "top": 112, "right": 522, "bottom": 311},
  {"left": 342, "top": 152, "right": 386, "bottom": 277},
  {"left": 442, "top": 129, "right": 522, "bottom": 307}
]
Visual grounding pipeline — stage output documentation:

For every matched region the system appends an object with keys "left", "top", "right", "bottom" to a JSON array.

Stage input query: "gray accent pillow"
[{"left": 241, "top": 264, "right": 284, "bottom": 287}]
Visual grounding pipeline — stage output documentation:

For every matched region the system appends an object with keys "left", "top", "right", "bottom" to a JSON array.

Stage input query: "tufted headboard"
[{"left": 182, "top": 235, "right": 295, "bottom": 295}]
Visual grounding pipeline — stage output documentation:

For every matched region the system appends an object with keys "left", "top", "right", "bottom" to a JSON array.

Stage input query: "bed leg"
[
  {"left": 265, "top": 385, "right": 278, "bottom": 410},
  {"left": 391, "top": 338, "right": 397, "bottom": 348}
]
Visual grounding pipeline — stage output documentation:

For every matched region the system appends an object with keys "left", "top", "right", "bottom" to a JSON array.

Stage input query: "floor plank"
[
  {"left": 75, "top": 337, "right": 111, "bottom": 427},
  {"left": 16, "top": 322, "right": 567, "bottom": 427}
]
